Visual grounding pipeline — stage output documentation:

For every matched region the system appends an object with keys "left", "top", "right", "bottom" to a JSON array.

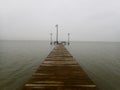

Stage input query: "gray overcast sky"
[{"left": 0, "top": 0, "right": 120, "bottom": 41}]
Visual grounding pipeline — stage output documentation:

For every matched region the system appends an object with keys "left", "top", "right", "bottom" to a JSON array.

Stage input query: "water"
[
  {"left": 0, "top": 40, "right": 53, "bottom": 90},
  {"left": 66, "top": 42, "right": 120, "bottom": 90},
  {"left": 0, "top": 41, "right": 120, "bottom": 90}
]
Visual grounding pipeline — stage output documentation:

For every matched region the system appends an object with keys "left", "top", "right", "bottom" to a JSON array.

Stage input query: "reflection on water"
[
  {"left": 0, "top": 41, "right": 120, "bottom": 90},
  {"left": 66, "top": 41, "right": 120, "bottom": 90}
]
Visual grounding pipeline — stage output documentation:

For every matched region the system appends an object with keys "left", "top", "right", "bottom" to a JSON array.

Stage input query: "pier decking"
[{"left": 25, "top": 44, "right": 98, "bottom": 90}]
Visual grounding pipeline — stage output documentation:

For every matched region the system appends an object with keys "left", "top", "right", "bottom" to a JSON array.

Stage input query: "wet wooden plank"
[{"left": 25, "top": 44, "right": 99, "bottom": 90}]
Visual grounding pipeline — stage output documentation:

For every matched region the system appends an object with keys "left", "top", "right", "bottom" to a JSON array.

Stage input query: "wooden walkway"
[{"left": 25, "top": 44, "right": 98, "bottom": 90}]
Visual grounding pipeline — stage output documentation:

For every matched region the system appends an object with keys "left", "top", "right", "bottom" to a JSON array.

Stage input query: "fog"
[{"left": 0, "top": 0, "right": 120, "bottom": 41}]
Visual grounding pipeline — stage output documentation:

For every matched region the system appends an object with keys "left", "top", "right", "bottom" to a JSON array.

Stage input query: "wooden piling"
[{"left": 25, "top": 44, "right": 99, "bottom": 90}]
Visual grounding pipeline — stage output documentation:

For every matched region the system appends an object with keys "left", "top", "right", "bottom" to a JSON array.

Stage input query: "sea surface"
[{"left": 0, "top": 40, "right": 120, "bottom": 90}]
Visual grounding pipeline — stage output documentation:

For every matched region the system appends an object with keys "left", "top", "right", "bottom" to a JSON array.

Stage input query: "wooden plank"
[{"left": 24, "top": 44, "right": 99, "bottom": 90}]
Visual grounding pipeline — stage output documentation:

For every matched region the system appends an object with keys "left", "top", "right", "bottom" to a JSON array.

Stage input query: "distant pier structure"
[
  {"left": 25, "top": 25, "right": 99, "bottom": 89},
  {"left": 50, "top": 24, "right": 70, "bottom": 45}
]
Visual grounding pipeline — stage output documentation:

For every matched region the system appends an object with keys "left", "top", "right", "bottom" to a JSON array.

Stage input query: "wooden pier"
[{"left": 25, "top": 44, "right": 98, "bottom": 90}]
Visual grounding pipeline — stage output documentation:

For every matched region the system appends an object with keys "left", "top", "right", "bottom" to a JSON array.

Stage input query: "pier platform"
[{"left": 25, "top": 44, "right": 98, "bottom": 90}]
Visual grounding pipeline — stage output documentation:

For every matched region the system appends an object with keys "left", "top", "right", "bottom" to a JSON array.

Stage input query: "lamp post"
[
  {"left": 50, "top": 33, "right": 52, "bottom": 45},
  {"left": 68, "top": 33, "right": 70, "bottom": 45},
  {"left": 55, "top": 24, "right": 58, "bottom": 44}
]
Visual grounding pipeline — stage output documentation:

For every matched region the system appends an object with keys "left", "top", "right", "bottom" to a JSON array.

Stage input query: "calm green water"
[
  {"left": 0, "top": 41, "right": 120, "bottom": 90},
  {"left": 66, "top": 41, "right": 120, "bottom": 90},
  {"left": 0, "top": 40, "right": 53, "bottom": 90}
]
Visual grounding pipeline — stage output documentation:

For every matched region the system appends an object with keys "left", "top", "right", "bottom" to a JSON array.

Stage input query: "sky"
[{"left": 0, "top": 0, "right": 120, "bottom": 41}]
